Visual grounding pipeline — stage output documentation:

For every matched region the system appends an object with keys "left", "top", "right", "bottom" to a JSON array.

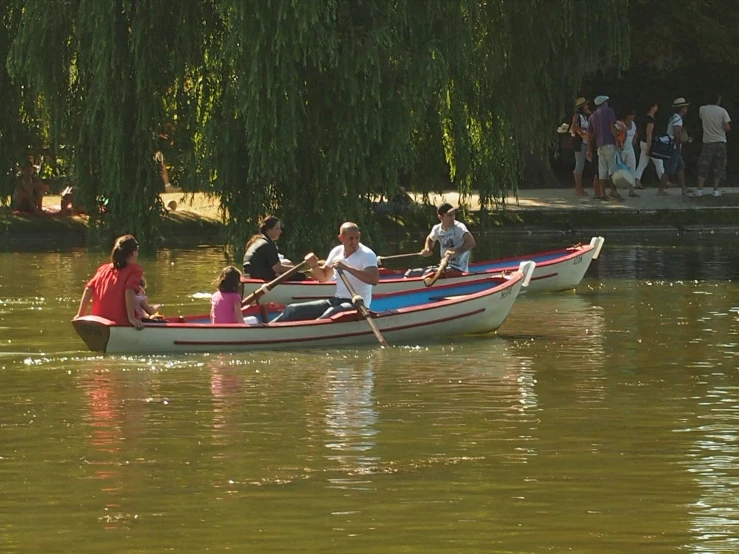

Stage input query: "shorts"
[
  {"left": 597, "top": 145, "right": 616, "bottom": 180},
  {"left": 697, "top": 142, "right": 727, "bottom": 181},
  {"left": 664, "top": 147, "right": 686, "bottom": 176},
  {"left": 573, "top": 143, "right": 587, "bottom": 174}
]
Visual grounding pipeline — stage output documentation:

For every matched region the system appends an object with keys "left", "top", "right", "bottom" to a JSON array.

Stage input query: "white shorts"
[{"left": 597, "top": 145, "right": 617, "bottom": 180}]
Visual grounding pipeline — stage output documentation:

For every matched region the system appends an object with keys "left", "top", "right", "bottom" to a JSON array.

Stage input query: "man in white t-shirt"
[
  {"left": 420, "top": 203, "right": 476, "bottom": 272},
  {"left": 695, "top": 93, "right": 731, "bottom": 197},
  {"left": 271, "top": 222, "right": 379, "bottom": 322}
]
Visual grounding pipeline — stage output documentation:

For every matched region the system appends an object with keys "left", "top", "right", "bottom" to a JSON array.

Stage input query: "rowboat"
[
  {"left": 239, "top": 236, "right": 605, "bottom": 304},
  {"left": 72, "top": 262, "right": 536, "bottom": 354}
]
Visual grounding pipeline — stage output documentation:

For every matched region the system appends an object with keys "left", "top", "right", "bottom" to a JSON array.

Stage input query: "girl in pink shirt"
[{"left": 211, "top": 266, "right": 243, "bottom": 324}]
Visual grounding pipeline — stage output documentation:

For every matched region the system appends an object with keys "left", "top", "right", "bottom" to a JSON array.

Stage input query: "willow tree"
[
  {"left": 3, "top": 0, "right": 628, "bottom": 254},
  {"left": 0, "top": 0, "right": 45, "bottom": 203},
  {"left": 193, "top": 0, "right": 629, "bottom": 256},
  {"left": 6, "top": 0, "right": 212, "bottom": 244}
]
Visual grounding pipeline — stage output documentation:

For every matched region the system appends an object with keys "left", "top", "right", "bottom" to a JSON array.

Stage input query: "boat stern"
[
  {"left": 72, "top": 316, "right": 112, "bottom": 353},
  {"left": 590, "top": 236, "right": 606, "bottom": 259}
]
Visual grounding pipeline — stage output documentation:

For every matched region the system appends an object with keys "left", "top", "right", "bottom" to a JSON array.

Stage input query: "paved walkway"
[{"left": 421, "top": 187, "right": 739, "bottom": 213}]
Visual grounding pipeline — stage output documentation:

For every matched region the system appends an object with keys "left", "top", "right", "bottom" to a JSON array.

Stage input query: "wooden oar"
[
  {"left": 423, "top": 252, "right": 452, "bottom": 287},
  {"left": 335, "top": 268, "right": 388, "bottom": 348},
  {"left": 241, "top": 256, "right": 310, "bottom": 307},
  {"left": 376, "top": 251, "right": 423, "bottom": 266}
]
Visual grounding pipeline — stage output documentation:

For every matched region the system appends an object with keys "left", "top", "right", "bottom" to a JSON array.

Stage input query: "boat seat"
[
  {"left": 429, "top": 295, "right": 469, "bottom": 302},
  {"left": 330, "top": 311, "right": 362, "bottom": 324}
]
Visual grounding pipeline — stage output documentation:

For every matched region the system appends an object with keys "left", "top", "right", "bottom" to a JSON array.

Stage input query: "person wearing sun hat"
[
  {"left": 416, "top": 203, "right": 476, "bottom": 273},
  {"left": 587, "top": 95, "right": 622, "bottom": 200},
  {"left": 570, "top": 97, "right": 592, "bottom": 196},
  {"left": 657, "top": 97, "right": 691, "bottom": 196}
]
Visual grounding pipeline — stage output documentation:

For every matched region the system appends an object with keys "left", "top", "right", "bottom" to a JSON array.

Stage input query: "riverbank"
[{"left": 3, "top": 187, "right": 738, "bottom": 248}]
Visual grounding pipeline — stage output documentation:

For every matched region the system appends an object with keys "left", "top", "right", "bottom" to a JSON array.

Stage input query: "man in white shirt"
[
  {"left": 271, "top": 222, "right": 379, "bottom": 322},
  {"left": 421, "top": 203, "right": 476, "bottom": 272},
  {"left": 695, "top": 93, "right": 731, "bottom": 197}
]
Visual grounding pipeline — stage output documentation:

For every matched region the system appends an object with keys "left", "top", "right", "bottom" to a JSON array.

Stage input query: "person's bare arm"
[
  {"left": 421, "top": 233, "right": 436, "bottom": 256},
  {"left": 609, "top": 121, "right": 620, "bottom": 141},
  {"left": 454, "top": 232, "right": 476, "bottom": 256},
  {"left": 333, "top": 260, "right": 380, "bottom": 286},
  {"left": 140, "top": 298, "right": 158, "bottom": 316},
  {"left": 232, "top": 300, "right": 243, "bottom": 324},
  {"left": 75, "top": 287, "right": 93, "bottom": 318},
  {"left": 272, "top": 261, "right": 295, "bottom": 275},
  {"left": 126, "top": 289, "right": 144, "bottom": 329},
  {"left": 571, "top": 114, "right": 581, "bottom": 136},
  {"left": 309, "top": 254, "right": 335, "bottom": 283},
  {"left": 674, "top": 124, "right": 683, "bottom": 150},
  {"left": 645, "top": 122, "right": 654, "bottom": 153},
  {"left": 587, "top": 128, "right": 595, "bottom": 160}
]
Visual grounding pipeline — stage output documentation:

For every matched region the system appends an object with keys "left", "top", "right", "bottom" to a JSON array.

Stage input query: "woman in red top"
[{"left": 74, "top": 235, "right": 145, "bottom": 329}]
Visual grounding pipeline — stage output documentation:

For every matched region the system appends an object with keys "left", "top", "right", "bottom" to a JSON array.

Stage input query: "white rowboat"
[
  {"left": 239, "top": 237, "right": 605, "bottom": 305},
  {"left": 72, "top": 262, "right": 536, "bottom": 354}
]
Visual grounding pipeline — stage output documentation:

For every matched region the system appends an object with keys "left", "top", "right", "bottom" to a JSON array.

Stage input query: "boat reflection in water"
[{"left": 322, "top": 356, "right": 381, "bottom": 482}]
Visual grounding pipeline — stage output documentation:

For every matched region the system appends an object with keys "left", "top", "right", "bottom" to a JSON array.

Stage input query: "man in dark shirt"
[{"left": 587, "top": 95, "right": 620, "bottom": 200}]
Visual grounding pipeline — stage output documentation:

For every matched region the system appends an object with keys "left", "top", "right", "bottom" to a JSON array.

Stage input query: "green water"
[{"left": 1, "top": 237, "right": 739, "bottom": 552}]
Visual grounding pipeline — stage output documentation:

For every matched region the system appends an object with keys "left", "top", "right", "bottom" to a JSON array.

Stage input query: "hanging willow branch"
[{"left": 3, "top": 0, "right": 628, "bottom": 254}]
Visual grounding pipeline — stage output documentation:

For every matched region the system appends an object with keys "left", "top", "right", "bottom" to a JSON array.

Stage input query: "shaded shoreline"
[{"left": 3, "top": 189, "right": 739, "bottom": 250}]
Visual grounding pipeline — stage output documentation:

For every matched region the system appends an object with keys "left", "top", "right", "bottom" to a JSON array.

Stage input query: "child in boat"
[
  {"left": 211, "top": 266, "right": 244, "bottom": 324},
  {"left": 134, "top": 277, "right": 163, "bottom": 321}
]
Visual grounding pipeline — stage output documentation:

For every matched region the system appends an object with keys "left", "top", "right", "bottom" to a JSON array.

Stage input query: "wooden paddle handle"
[
  {"left": 377, "top": 251, "right": 424, "bottom": 265},
  {"left": 336, "top": 268, "right": 388, "bottom": 348},
  {"left": 241, "top": 258, "right": 310, "bottom": 307},
  {"left": 423, "top": 252, "right": 452, "bottom": 287}
]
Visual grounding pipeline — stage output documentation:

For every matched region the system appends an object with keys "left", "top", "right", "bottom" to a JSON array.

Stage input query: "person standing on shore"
[
  {"left": 657, "top": 98, "right": 691, "bottom": 197},
  {"left": 695, "top": 93, "right": 731, "bottom": 197},
  {"left": 587, "top": 95, "right": 621, "bottom": 201},
  {"left": 570, "top": 97, "right": 591, "bottom": 197},
  {"left": 615, "top": 105, "right": 639, "bottom": 174},
  {"left": 634, "top": 100, "right": 665, "bottom": 189}
]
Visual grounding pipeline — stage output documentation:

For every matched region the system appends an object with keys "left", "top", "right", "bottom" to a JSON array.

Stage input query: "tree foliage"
[{"left": 2, "top": 0, "right": 629, "bottom": 254}]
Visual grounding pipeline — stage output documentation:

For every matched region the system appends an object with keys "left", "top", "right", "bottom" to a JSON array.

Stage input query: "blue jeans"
[{"left": 271, "top": 297, "right": 354, "bottom": 323}]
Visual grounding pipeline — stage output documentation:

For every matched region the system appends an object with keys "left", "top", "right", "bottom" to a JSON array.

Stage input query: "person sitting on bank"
[
  {"left": 406, "top": 203, "right": 475, "bottom": 277},
  {"left": 271, "top": 222, "right": 379, "bottom": 323},
  {"left": 243, "top": 216, "right": 307, "bottom": 281},
  {"left": 74, "top": 234, "right": 145, "bottom": 330},
  {"left": 13, "top": 159, "right": 49, "bottom": 214}
]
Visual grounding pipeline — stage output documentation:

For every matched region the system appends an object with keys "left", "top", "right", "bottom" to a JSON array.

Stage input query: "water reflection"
[
  {"left": 321, "top": 355, "right": 380, "bottom": 481},
  {"left": 75, "top": 366, "right": 151, "bottom": 529},
  {"left": 505, "top": 294, "right": 608, "bottom": 405}
]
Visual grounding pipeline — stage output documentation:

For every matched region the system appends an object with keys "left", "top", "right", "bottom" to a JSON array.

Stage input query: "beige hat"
[
  {"left": 672, "top": 97, "right": 690, "bottom": 108},
  {"left": 575, "top": 97, "right": 587, "bottom": 108}
]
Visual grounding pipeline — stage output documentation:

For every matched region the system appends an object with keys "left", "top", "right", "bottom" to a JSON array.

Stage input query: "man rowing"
[
  {"left": 404, "top": 203, "right": 476, "bottom": 277},
  {"left": 270, "top": 222, "right": 379, "bottom": 322}
]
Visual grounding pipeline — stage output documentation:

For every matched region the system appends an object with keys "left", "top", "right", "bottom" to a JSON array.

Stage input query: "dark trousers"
[{"left": 271, "top": 297, "right": 354, "bottom": 323}]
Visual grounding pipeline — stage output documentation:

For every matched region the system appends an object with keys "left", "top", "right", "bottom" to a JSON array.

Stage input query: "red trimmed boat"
[
  {"left": 72, "top": 262, "right": 535, "bottom": 354},
  {"left": 239, "top": 237, "right": 605, "bottom": 304}
]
